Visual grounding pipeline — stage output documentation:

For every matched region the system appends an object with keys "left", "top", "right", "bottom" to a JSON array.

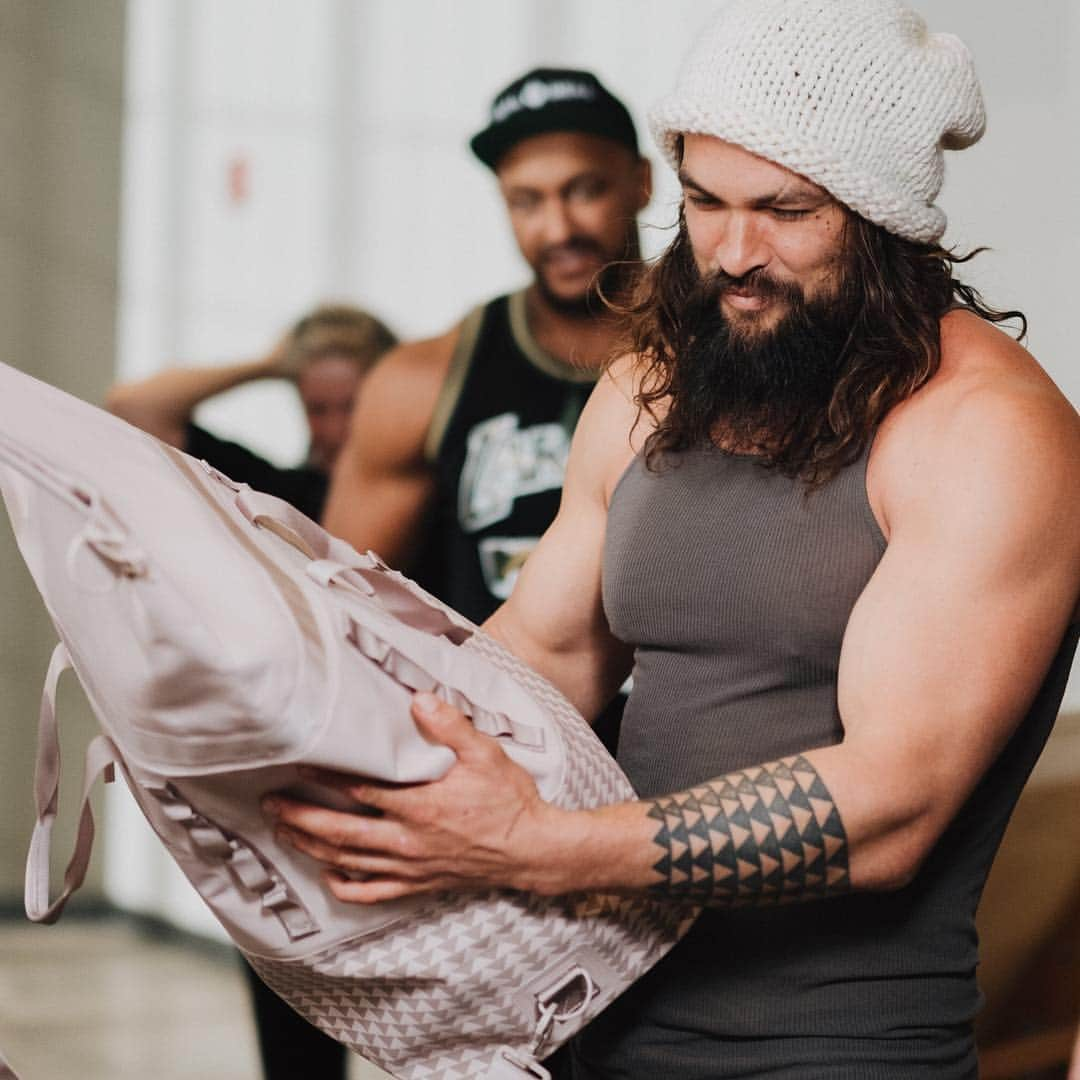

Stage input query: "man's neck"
[{"left": 523, "top": 284, "right": 623, "bottom": 374}]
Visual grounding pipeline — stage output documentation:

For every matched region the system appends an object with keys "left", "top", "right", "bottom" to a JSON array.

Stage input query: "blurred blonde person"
[{"left": 108, "top": 304, "right": 396, "bottom": 521}]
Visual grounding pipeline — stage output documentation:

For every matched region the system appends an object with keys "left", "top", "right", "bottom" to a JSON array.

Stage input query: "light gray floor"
[{"left": 0, "top": 917, "right": 389, "bottom": 1079}]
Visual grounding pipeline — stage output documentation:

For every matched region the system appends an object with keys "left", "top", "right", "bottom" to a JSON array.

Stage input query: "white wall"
[{"left": 108, "top": 0, "right": 1079, "bottom": 928}]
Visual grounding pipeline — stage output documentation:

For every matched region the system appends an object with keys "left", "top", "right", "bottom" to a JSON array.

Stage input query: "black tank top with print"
[{"left": 414, "top": 291, "right": 595, "bottom": 626}]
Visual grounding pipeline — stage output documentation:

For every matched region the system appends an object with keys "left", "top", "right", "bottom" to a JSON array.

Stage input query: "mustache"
[
  {"left": 539, "top": 237, "right": 607, "bottom": 264},
  {"left": 695, "top": 267, "right": 804, "bottom": 307}
]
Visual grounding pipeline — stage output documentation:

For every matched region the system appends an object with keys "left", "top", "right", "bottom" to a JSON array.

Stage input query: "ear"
[{"left": 635, "top": 156, "right": 653, "bottom": 212}]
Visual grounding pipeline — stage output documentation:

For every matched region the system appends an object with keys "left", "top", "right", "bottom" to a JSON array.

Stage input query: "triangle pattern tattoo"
[{"left": 647, "top": 755, "right": 850, "bottom": 904}]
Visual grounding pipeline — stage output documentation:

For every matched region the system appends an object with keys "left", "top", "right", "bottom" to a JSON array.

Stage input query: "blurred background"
[{"left": 0, "top": 1, "right": 1077, "bottom": 1076}]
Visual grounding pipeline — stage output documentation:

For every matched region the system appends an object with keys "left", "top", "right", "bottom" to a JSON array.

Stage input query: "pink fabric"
[{"left": 0, "top": 361, "right": 697, "bottom": 1080}]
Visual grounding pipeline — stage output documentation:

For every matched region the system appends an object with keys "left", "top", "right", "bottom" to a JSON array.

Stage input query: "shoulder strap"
[
  {"left": 24, "top": 643, "right": 119, "bottom": 923},
  {"left": 506, "top": 290, "right": 598, "bottom": 385},
  {"left": 423, "top": 302, "right": 488, "bottom": 465}
]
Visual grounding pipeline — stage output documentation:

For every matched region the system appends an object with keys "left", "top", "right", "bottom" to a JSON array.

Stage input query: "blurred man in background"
[
  {"left": 324, "top": 69, "right": 650, "bottom": 763},
  {"left": 324, "top": 69, "right": 649, "bottom": 620}
]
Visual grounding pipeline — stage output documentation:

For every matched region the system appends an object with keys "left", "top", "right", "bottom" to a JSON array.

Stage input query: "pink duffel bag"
[{"left": 0, "top": 360, "right": 696, "bottom": 1080}]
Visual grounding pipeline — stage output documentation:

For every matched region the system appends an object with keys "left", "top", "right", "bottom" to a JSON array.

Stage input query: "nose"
[
  {"left": 537, "top": 196, "right": 575, "bottom": 248},
  {"left": 709, "top": 212, "right": 768, "bottom": 281}
]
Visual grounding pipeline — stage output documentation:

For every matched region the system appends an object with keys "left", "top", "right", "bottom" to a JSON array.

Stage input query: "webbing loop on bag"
[
  {"left": 481, "top": 966, "right": 599, "bottom": 1077},
  {"left": 487, "top": 1049, "right": 552, "bottom": 1080},
  {"left": 0, "top": 429, "right": 147, "bottom": 583},
  {"left": 536, "top": 965, "right": 597, "bottom": 1022},
  {"left": 145, "top": 783, "right": 319, "bottom": 942},
  {"left": 67, "top": 517, "right": 147, "bottom": 584},
  {"left": 306, "top": 558, "right": 376, "bottom": 596},
  {"left": 346, "top": 618, "right": 546, "bottom": 751},
  {"left": 25, "top": 644, "right": 119, "bottom": 924},
  {"left": 527, "top": 965, "right": 598, "bottom": 1060},
  {"left": 232, "top": 484, "right": 368, "bottom": 567}
]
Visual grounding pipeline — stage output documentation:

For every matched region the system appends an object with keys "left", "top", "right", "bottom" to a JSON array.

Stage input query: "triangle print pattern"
[{"left": 249, "top": 631, "right": 697, "bottom": 1080}]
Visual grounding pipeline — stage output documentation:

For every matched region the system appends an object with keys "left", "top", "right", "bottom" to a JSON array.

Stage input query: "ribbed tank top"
[{"left": 574, "top": 443, "right": 1079, "bottom": 1080}]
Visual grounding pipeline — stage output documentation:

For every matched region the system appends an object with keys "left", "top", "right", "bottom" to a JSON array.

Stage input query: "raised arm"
[
  {"left": 321, "top": 329, "right": 455, "bottom": 570},
  {"left": 105, "top": 337, "right": 292, "bottom": 446}
]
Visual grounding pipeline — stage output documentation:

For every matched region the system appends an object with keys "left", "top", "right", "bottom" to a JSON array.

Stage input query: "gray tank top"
[{"left": 575, "top": 443, "right": 1079, "bottom": 1079}]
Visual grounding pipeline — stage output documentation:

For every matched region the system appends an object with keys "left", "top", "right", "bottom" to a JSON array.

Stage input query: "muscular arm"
[
  {"left": 578, "top": 324, "right": 1080, "bottom": 906},
  {"left": 321, "top": 328, "right": 456, "bottom": 569},
  {"left": 268, "top": 322, "right": 1080, "bottom": 908},
  {"left": 484, "top": 358, "right": 643, "bottom": 719}
]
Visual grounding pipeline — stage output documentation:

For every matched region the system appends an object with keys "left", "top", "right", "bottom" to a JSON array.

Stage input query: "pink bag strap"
[
  {"left": 143, "top": 782, "right": 319, "bottom": 942},
  {"left": 24, "top": 642, "right": 118, "bottom": 923},
  {"left": 233, "top": 484, "right": 359, "bottom": 565},
  {"left": 0, "top": 431, "right": 147, "bottom": 579},
  {"left": 24, "top": 643, "right": 319, "bottom": 941},
  {"left": 346, "top": 617, "right": 546, "bottom": 750},
  {"left": 235, "top": 484, "right": 472, "bottom": 640}
]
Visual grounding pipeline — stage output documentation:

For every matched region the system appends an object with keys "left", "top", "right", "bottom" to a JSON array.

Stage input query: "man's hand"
[{"left": 264, "top": 692, "right": 571, "bottom": 904}]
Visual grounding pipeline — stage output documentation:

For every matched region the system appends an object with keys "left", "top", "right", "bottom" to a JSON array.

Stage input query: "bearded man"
[{"left": 267, "top": 3, "right": 1080, "bottom": 1076}]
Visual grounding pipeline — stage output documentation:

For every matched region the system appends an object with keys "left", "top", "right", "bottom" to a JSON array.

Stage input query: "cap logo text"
[{"left": 492, "top": 78, "right": 596, "bottom": 124}]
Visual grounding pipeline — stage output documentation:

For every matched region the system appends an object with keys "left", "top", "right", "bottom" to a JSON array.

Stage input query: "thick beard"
[{"left": 674, "top": 265, "right": 856, "bottom": 452}]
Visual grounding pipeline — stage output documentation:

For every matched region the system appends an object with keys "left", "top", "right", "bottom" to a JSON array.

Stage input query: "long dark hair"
[{"left": 620, "top": 211, "right": 1026, "bottom": 486}]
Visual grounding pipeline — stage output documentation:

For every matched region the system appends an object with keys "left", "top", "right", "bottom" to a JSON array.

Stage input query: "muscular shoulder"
[
  {"left": 348, "top": 323, "right": 462, "bottom": 469},
  {"left": 362, "top": 325, "right": 460, "bottom": 424},
  {"left": 566, "top": 353, "right": 661, "bottom": 507},
  {"left": 871, "top": 310, "right": 1080, "bottom": 571}
]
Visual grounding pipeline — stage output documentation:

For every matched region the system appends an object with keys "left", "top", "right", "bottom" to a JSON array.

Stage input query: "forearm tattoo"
[{"left": 646, "top": 755, "right": 850, "bottom": 906}]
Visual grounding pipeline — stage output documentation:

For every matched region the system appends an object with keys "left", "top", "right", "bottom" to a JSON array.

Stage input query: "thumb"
[{"left": 411, "top": 691, "right": 488, "bottom": 761}]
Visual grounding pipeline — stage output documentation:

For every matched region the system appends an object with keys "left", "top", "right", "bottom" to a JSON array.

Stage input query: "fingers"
[
  {"left": 273, "top": 821, "right": 409, "bottom": 875},
  {"left": 264, "top": 796, "right": 390, "bottom": 850},
  {"left": 291, "top": 766, "right": 403, "bottom": 814},
  {"left": 271, "top": 820, "right": 458, "bottom": 907},
  {"left": 410, "top": 691, "right": 500, "bottom": 764},
  {"left": 258, "top": 692, "right": 522, "bottom": 909},
  {"left": 289, "top": 691, "right": 498, "bottom": 812},
  {"left": 323, "top": 870, "right": 440, "bottom": 905}
]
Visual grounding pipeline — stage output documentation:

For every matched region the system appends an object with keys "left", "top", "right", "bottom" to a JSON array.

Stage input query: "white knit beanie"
[{"left": 650, "top": 0, "right": 985, "bottom": 243}]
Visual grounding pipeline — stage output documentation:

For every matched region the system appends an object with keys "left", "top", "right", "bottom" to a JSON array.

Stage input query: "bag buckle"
[
  {"left": 488, "top": 1048, "right": 552, "bottom": 1080},
  {"left": 527, "top": 964, "right": 598, "bottom": 1057}
]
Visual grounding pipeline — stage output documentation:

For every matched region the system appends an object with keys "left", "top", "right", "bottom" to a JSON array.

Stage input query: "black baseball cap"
[{"left": 470, "top": 67, "right": 639, "bottom": 170}]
